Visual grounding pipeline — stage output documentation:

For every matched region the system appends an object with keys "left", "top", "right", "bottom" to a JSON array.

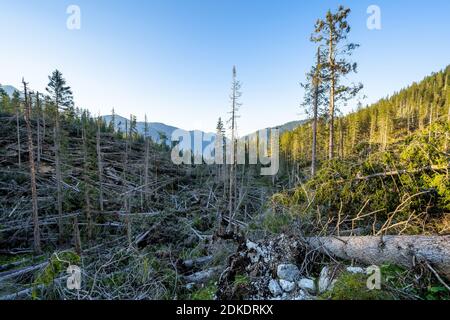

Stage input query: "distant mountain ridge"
[
  {"left": 0, "top": 85, "right": 20, "bottom": 97},
  {"left": 102, "top": 115, "right": 217, "bottom": 155},
  {"left": 1, "top": 84, "right": 305, "bottom": 151}
]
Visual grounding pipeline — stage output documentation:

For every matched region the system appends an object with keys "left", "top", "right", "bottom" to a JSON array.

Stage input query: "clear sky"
[{"left": 1, "top": 0, "right": 449, "bottom": 135}]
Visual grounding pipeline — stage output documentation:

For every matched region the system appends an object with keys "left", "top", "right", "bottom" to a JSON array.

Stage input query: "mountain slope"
[{"left": 0, "top": 85, "right": 19, "bottom": 97}]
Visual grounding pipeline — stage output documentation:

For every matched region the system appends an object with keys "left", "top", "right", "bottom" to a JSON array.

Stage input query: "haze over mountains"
[{"left": 1, "top": 84, "right": 305, "bottom": 150}]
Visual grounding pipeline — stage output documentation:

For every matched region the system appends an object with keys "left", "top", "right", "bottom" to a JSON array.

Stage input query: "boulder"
[
  {"left": 268, "top": 279, "right": 282, "bottom": 296},
  {"left": 276, "top": 264, "right": 300, "bottom": 282},
  {"left": 297, "top": 278, "right": 316, "bottom": 293},
  {"left": 318, "top": 266, "right": 336, "bottom": 293},
  {"left": 279, "top": 279, "right": 295, "bottom": 292},
  {"left": 346, "top": 266, "right": 365, "bottom": 274},
  {"left": 293, "top": 289, "right": 314, "bottom": 300}
]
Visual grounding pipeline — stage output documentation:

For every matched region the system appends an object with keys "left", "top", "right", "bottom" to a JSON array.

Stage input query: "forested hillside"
[
  {"left": 280, "top": 66, "right": 450, "bottom": 169},
  {"left": 273, "top": 66, "right": 449, "bottom": 236}
]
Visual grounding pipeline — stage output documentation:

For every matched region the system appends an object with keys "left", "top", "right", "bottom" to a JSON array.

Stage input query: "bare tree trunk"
[
  {"left": 35, "top": 92, "right": 41, "bottom": 171},
  {"left": 123, "top": 119, "right": 132, "bottom": 246},
  {"left": 428, "top": 102, "right": 433, "bottom": 141},
  {"left": 73, "top": 215, "right": 82, "bottom": 255},
  {"left": 16, "top": 100, "right": 21, "bottom": 168},
  {"left": 406, "top": 102, "right": 411, "bottom": 134},
  {"left": 23, "top": 80, "right": 41, "bottom": 254},
  {"left": 96, "top": 118, "right": 104, "bottom": 212},
  {"left": 311, "top": 48, "right": 320, "bottom": 176},
  {"left": 328, "top": 32, "right": 335, "bottom": 160},
  {"left": 339, "top": 118, "right": 344, "bottom": 159},
  {"left": 82, "top": 125, "right": 93, "bottom": 241},
  {"left": 144, "top": 139, "right": 149, "bottom": 203},
  {"left": 54, "top": 100, "right": 63, "bottom": 243},
  {"left": 446, "top": 76, "right": 450, "bottom": 152},
  {"left": 305, "top": 236, "right": 450, "bottom": 280},
  {"left": 382, "top": 116, "right": 389, "bottom": 151},
  {"left": 228, "top": 77, "right": 237, "bottom": 230},
  {"left": 42, "top": 104, "right": 46, "bottom": 158}
]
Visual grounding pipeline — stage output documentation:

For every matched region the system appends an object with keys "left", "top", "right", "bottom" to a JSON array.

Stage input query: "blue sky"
[{"left": 1, "top": 0, "right": 449, "bottom": 135}]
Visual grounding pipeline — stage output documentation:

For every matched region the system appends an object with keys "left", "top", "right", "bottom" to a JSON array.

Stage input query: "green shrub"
[{"left": 262, "top": 211, "right": 293, "bottom": 233}]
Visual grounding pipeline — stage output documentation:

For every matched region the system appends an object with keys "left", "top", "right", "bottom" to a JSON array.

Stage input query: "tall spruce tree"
[
  {"left": 46, "top": 70, "right": 73, "bottom": 242},
  {"left": 22, "top": 79, "right": 42, "bottom": 254},
  {"left": 301, "top": 47, "right": 327, "bottom": 176},
  {"left": 311, "top": 6, "right": 363, "bottom": 159}
]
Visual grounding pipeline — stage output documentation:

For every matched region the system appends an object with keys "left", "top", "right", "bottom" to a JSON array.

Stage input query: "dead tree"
[
  {"left": 46, "top": 70, "right": 73, "bottom": 243},
  {"left": 96, "top": 117, "right": 104, "bottom": 212},
  {"left": 73, "top": 215, "right": 82, "bottom": 255},
  {"left": 15, "top": 92, "right": 21, "bottom": 168},
  {"left": 228, "top": 66, "right": 241, "bottom": 230},
  {"left": 305, "top": 235, "right": 450, "bottom": 280},
  {"left": 22, "top": 79, "right": 41, "bottom": 254},
  {"left": 311, "top": 47, "right": 321, "bottom": 176},
  {"left": 54, "top": 102, "right": 63, "bottom": 241},
  {"left": 35, "top": 92, "right": 42, "bottom": 169},
  {"left": 123, "top": 118, "right": 132, "bottom": 246},
  {"left": 82, "top": 121, "right": 93, "bottom": 241},
  {"left": 144, "top": 114, "right": 150, "bottom": 204}
]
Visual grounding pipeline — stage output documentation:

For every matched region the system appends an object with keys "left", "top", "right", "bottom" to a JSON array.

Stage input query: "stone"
[
  {"left": 318, "top": 266, "right": 336, "bottom": 293},
  {"left": 276, "top": 264, "right": 300, "bottom": 282},
  {"left": 279, "top": 279, "right": 295, "bottom": 292},
  {"left": 293, "top": 289, "right": 314, "bottom": 300},
  {"left": 297, "top": 278, "right": 316, "bottom": 293},
  {"left": 268, "top": 279, "right": 282, "bottom": 296},
  {"left": 186, "top": 282, "right": 195, "bottom": 290},
  {"left": 346, "top": 266, "right": 365, "bottom": 274}
]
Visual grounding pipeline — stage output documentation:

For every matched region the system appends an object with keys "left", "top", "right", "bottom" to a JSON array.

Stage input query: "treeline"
[{"left": 280, "top": 65, "right": 450, "bottom": 173}]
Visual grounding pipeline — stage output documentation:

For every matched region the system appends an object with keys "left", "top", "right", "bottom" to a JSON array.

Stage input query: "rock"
[
  {"left": 186, "top": 282, "right": 195, "bottom": 290},
  {"left": 297, "top": 278, "right": 315, "bottom": 293},
  {"left": 279, "top": 279, "right": 295, "bottom": 292},
  {"left": 293, "top": 289, "right": 314, "bottom": 300},
  {"left": 277, "top": 264, "right": 300, "bottom": 282},
  {"left": 318, "top": 266, "right": 336, "bottom": 293},
  {"left": 246, "top": 240, "right": 270, "bottom": 263},
  {"left": 346, "top": 266, "right": 365, "bottom": 274},
  {"left": 268, "top": 279, "right": 283, "bottom": 296}
]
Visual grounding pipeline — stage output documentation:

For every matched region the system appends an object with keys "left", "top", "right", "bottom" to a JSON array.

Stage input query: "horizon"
[{"left": 1, "top": 0, "right": 450, "bottom": 135}]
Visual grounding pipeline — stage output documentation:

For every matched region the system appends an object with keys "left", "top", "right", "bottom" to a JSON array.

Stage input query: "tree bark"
[
  {"left": 54, "top": 100, "right": 63, "bottom": 243},
  {"left": 96, "top": 118, "right": 104, "bottom": 212},
  {"left": 82, "top": 125, "right": 93, "bottom": 241},
  {"left": 328, "top": 31, "right": 335, "bottom": 160},
  {"left": 16, "top": 99, "right": 21, "bottom": 168},
  {"left": 23, "top": 81, "right": 42, "bottom": 254},
  {"left": 35, "top": 92, "right": 41, "bottom": 171},
  {"left": 311, "top": 47, "right": 320, "bottom": 177},
  {"left": 305, "top": 235, "right": 450, "bottom": 280}
]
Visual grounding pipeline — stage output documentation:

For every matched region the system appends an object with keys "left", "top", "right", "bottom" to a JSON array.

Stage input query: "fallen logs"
[{"left": 304, "top": 235, "right": 450, "bottom": 280}]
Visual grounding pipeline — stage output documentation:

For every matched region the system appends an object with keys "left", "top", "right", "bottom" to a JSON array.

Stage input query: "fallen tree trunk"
[
  {"left": 183, "top": 266, "right": 222, "bottom": 284},
  {"left": 354, "top": 165, "right": 450, "bottom": 181},
  {"left": 0, "top": 262, "right": 48, "bottom": 283},
  {"left": 177, "top": 256, "right": 213, "bottom": 271},
  {"left": 305, "top": 236, "right": 450, "bottom": 280}
]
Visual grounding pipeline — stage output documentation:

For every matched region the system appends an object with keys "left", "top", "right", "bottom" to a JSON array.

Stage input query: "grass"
[
  {"left": 190, "top": 282, "right": 217, "bottom": 300},
  {"left": 320, "top": 272, "right": 393, "bottom": 300}
]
